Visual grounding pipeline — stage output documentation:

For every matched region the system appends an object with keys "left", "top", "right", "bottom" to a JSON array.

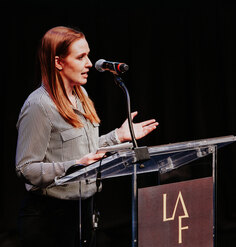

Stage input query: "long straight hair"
[{"left": 38, "top": 26, "right": 100, "bottom": 127}]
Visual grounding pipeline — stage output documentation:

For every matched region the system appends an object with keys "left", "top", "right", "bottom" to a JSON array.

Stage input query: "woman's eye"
[{"left": 77, "top": 53, "right": 90, "bottom": 60}]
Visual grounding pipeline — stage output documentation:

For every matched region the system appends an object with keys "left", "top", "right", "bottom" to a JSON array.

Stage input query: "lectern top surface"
[{"left": 52, "top": 135, "right": 236, "bottom": 186}]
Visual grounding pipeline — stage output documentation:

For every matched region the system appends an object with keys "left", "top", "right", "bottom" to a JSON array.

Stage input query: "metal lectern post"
[
  {"left": 211, "top": 145, "right": 217, "bottom": 247},
  {"left": 132, "top": 163, "right": 137, "bottom": 247}
]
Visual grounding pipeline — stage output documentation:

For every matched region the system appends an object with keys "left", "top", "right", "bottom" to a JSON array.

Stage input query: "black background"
[{"left": 1, "top": 0, "right": 236, "bottom": 246}]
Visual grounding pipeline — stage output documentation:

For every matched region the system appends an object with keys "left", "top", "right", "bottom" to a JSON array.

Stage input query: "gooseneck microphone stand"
[
  {"left": 113, "top": 75, "right": 138, "bottom": 148},
  {"left": 113, "top": 75, "right": 150, "bottom": 161},
  {"left": 95, "top": 58, "right": 150, "bottom": 247},
  {"left": 113, "top": 74, "right": 150, "bottom": 247}
]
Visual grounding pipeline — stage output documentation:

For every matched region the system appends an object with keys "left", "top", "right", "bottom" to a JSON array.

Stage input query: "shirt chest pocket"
[
  {"left": 60, "top": 128, "right": 89, "bottom": 160},
  {"left": 60, "top": 128, "right": 84, "bottom": 142}
]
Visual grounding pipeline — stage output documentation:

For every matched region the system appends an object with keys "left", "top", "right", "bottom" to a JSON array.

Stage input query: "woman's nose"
[{"left": 86, "top": 57, "right": 93, "bottom": 68}]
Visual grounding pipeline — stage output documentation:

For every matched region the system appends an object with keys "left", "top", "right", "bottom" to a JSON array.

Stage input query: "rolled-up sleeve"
[
  {"left": 16, "top": 100, "right": 76, "bottom": 187},
  {"left": 98, "top": 128, "right": 121, "bottom": 147}
]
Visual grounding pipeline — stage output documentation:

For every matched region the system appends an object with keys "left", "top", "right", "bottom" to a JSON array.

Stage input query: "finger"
[
  {"left": 93, "top": 152, "right": 106, "bottom": 159},
  {"left": 140, "top": 119, "right": 158, "bottom": 127},
  {"left": 146, "top": 124, "right": 158, "bottom": 130},
  {"left": 142, "top": 122, "right": 159, "bottom": 131},
  {"left": 131, "top": 111, "right": 138, "bottom": 120},
  {"left": 145, "top": 122, "right": 159, "bottom": 129},
  {"left": 143, "top": 124, "right": 158, "bottom": 134}
]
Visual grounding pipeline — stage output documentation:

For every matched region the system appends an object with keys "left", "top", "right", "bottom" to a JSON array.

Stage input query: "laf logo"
[
  {"left": 163, "top": 191, "right": 189, "bottom": 244},
  {"left": 138, "top": 177, "right": 213, "bottom": 247}
]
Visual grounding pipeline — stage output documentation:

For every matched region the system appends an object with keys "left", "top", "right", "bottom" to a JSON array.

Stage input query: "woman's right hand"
[{"left": 76, "top": 152, "right": 106, "bottom": 166}]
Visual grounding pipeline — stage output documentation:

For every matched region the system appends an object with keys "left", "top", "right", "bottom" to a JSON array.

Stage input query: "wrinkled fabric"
[{"left": 16, "top": 85, "right": 120, "bottom": 198}]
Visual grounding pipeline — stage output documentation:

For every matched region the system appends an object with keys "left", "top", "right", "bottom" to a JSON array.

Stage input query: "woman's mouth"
[{"left": 81, "top": 72, "right": 88, "bottom": 78}]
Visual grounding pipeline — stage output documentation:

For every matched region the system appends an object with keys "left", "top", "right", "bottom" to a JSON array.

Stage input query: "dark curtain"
[{"left": 1, "top": 0, "right": 236, "bottom": 246}]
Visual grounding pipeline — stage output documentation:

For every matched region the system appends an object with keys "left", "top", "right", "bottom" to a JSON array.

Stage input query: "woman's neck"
[
  {"left": 64, "top": 81, "right": 74, "bottom": 98},
  {"left": 63, "top": 80, "right": 78, "bottom": 108}
]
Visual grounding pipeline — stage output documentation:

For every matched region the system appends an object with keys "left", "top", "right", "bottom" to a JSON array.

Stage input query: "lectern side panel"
[{"left": 138, "top": 177, "right": 213, "bottom": 247}]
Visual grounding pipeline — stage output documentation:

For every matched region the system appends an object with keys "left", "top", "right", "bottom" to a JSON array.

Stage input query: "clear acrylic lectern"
[{"left": 52, "top": 135, "right": 236, "bottom": 247}]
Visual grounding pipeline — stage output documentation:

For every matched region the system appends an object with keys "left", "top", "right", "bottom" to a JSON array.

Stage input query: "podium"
[{"left": 53, "top": 135, "right": 236, "bottom": 246}]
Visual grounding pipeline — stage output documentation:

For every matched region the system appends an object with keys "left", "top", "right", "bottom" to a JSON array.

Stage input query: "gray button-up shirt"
[{"left": 16, "top": 86, "right": 120, "bottom": 192}]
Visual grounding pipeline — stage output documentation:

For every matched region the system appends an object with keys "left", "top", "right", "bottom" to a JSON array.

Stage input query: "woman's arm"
[
  {"left": 116, "top": 111, "right": 158, "bottom": 142},
  {"left": 16, "top": 100, "right": 76, "bottom": 187},
  {"left": 98, "top": 111, "right": 158, "bottom": 147}
]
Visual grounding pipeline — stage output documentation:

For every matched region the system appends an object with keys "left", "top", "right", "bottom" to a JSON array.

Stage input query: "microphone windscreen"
[{"left": 95, "top": 59, "right": 106, "bottom": 72}]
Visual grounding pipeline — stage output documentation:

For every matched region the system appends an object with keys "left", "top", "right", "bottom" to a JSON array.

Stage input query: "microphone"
[{"left": 95, "top": 59, "right": 129, "bottom": 74}]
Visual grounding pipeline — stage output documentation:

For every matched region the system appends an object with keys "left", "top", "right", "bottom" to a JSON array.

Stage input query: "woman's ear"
[{"left": 55, "top": 56, "right": 63, "bottom": 71}]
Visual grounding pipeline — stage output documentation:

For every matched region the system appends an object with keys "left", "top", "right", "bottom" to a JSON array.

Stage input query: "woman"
[{"left": 15, "top": 26, "right": 158, "bottom": 247}]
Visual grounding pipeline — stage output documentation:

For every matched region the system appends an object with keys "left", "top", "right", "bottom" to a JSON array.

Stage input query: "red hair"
[{"left": 38, "top": 26, "right": 100, "bottom": 127}]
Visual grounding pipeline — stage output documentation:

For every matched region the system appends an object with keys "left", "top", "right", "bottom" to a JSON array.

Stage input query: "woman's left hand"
[{"left": 116, "top": 111, "right": 159, "bottom": 143}]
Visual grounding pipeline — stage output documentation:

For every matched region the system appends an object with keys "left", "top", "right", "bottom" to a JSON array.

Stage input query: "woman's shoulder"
[
  {"left": 26, "top": 85, "right": 52, "bottom": 106},
  {"left": 16, "top": 86, "right": 53, "bottom": 128},
  {"left": 19, "top": 85, "right": 54, "bottom": 119}
]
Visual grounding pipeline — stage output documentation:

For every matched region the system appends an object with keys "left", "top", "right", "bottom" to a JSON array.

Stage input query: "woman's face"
[{"left": 57, "top": 38, "right": 92, "bottom": 88}]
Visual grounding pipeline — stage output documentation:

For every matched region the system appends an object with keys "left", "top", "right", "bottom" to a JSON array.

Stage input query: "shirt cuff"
[
  {"left": 114, "top": 128, "right": 121, "bottom": 144},
  {"left": 98, "top": 129, "right": 122, "bottom": 147},
  {"left": 63, "top": 160, "right": 78, "bottom": 171}
]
